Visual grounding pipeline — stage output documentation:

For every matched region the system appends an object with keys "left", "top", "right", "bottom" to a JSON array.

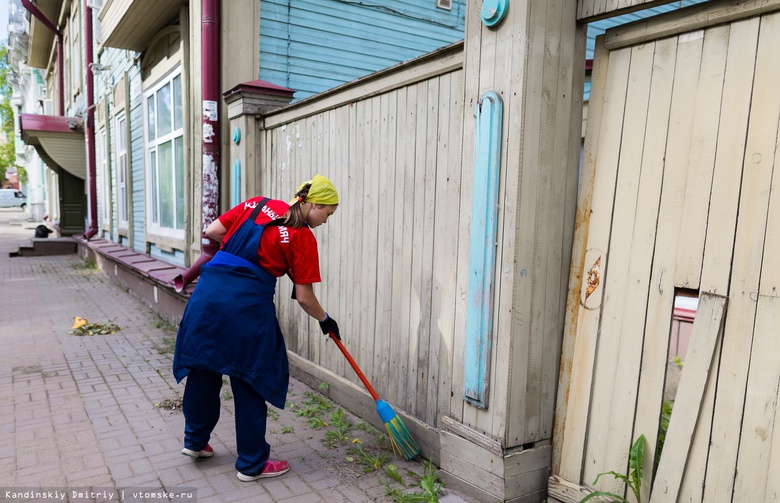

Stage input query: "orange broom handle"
[{"left": 329, "top": 332, "right": 380, "bottom": 402}]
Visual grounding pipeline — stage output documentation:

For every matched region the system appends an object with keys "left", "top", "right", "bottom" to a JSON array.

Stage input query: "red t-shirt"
[{"left": 218, "top": 197, "right": 321, "bottom": 284}]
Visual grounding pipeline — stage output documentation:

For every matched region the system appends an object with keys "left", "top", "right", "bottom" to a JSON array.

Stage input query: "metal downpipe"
[
  {"left": 82, "top": 0, "right": 98, "bottom": 240},
  {"left": 174, "top": 0, "right": 221, "bottom": 292}
]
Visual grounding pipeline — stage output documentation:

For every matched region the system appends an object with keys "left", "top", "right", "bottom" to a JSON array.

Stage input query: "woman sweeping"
[{"left": 173, "top": 174, "right": 340, "bottom": 482}]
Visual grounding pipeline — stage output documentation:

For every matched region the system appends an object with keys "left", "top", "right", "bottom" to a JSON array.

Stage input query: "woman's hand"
[{"left": 319, "top": 314, "right": 340, "bottom": 341}]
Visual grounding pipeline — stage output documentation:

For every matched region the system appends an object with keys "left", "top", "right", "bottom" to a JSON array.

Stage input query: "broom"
[{"left": 328, "top": 332, "right": 421, "bottom": 460}]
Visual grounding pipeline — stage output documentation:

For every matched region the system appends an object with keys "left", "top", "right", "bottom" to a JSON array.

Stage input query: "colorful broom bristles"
[
  {"left": 328, "top": 333, "right": 421, "bottom": 460},
  {"left": 376, "top": 399, "right": 420, "bottom": 460}
]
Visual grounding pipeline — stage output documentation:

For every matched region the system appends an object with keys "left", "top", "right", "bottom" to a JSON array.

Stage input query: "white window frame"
[
  {"left": 115, "top": 112, "right": 129, "bottom": 229},
  {"left": 144, "top": 67, "right": 184, "bottom": 239},
  {"left": 70, "top": 2, "right": 82, "bottom": 97},
  {"left": 97, "top": 126, "right": 110, "bottom": 225}
]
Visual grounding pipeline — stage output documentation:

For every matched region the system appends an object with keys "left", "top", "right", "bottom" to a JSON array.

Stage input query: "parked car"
[{"left": 0, "top": 189, "right": 27, "bottom": 209}]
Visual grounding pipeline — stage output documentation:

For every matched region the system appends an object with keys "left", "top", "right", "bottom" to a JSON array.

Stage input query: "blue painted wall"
[
  {"left": 260, "top": 0, "right": 466, "bottom": 100},
  {"left": 129, "top": 66, "right": 146, "bottom": 254}
]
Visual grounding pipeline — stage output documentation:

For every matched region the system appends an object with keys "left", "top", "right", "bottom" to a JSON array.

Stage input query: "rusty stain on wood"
[{"left": 585, "top": 256, "right": 601, "bottom": 300}]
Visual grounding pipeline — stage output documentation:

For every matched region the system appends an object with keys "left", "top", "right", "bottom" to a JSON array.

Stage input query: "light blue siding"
[
  {"left": 260, "top": 0, "right": 466, "bottom": 100},
  {"left": 129, "top": 67, "right": 146, "bottom": 253}
]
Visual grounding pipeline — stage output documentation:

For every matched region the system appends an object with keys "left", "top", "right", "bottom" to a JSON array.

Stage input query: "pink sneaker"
[
  {"left": 181, "top": 444, "right": 214, "bottom": 459},
  {"left": 237, "top": 459, "right": 291, "bottom": 481}
]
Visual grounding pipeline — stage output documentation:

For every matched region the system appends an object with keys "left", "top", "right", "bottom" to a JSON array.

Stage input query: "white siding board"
[
  {"left": 680, "top": 19, "right": 760, "bottom": 500},
  {"left": 673, "top": 25, "right": 729, "bottom": 291},
  {"left": 374, "top": 90, "right": 396, "bottom": 404},
  {"left": 627, "top": 35, "right": 678, "bottom": 503},
  {"left": 584, "top": 41, "right": 655, "bottom": 496}
]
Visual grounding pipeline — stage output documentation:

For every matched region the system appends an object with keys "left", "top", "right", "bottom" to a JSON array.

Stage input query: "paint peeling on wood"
[
  {"left": 585, "top": 256, "right": 601, "bottom": 300},
  {"left": 202, "top": 153, "right": 219, "bottom": 230}
]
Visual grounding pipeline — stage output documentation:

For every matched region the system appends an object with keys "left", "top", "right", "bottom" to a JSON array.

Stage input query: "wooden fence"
[
  {"left": 552, "top": 1, "right": 780, "bottom": 501},
  {"left": 255, "top": 42, "right": 465, "bottom": 431}
]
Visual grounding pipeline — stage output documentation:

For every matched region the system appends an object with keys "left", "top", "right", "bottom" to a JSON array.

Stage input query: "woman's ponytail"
[{"left": 281, "top": 183, "right": 312, "bottom": 227}]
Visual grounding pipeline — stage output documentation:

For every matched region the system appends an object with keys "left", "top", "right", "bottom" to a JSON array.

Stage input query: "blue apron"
[{"left": 173, "top": 200, "right": 289, "bottom": 408}]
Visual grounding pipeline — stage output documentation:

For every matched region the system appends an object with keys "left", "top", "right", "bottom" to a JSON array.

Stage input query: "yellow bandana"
[{"left": 292, "top": 174, "right": 339, "bottom": 206}]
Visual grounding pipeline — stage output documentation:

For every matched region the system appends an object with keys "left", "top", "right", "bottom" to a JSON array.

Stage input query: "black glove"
[{"left": 319, "top": 314, "right": 341, "bottom": 341}]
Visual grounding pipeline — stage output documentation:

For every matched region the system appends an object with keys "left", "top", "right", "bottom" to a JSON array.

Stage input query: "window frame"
[
  {"left": 115, "top": 111, "right": 129, "bottom": 230},
  {"left": 97, "top": 126, "right": 110, "bottom": 226},
  {"left": 143, "top": 67, "right": 185, "bottom": 240}
]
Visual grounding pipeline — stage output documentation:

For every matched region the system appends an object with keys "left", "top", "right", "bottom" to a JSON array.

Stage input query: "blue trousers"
[{"left": 182, "top": 368, "right": 270, "bottom": 476}]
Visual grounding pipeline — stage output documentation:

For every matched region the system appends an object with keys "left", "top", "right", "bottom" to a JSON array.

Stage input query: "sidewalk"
[{"left": 0, "top": 209, "right": 479, "bottom": 503}]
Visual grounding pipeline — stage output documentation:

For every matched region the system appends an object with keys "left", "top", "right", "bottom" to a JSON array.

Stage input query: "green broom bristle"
[{"left": 384, "top": 415, "right": 421, "bottom": 460}]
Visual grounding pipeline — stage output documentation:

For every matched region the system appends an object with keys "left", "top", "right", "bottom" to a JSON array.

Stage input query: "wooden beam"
[
  {"left": 650, "top": 292, "right": 728, "bottom": 502},
  {"left": 577, "top": 0, "right": 680, "bottom": 23},
  {"left": 604, "top": 0, "right": 780, "bottom": 50}
]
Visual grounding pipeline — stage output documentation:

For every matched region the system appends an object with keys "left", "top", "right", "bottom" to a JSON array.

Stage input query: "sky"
[{"left": 0, "top": 0, "right": 8, "bottom": 42}]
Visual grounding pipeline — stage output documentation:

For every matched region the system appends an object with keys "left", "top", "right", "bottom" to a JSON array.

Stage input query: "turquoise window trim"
[{"left": 463, "top": 91, "right": 503, "bottom": 409}]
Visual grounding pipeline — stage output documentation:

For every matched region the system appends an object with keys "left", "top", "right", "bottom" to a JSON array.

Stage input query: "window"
[
  {"left": 115, "top": 113, "right": 128, "bottom": 227},
  {"left": 145, "top": 69, "right": 184, "bottom": 235},
  {"left": 70, "top": 3, "right": 82, "bottom": 96},
  {"left": 437, "top": 0, "right": 452, "bottom": 10},
  {"left": 97, "top": 127, "right": 110, "bottom": 223}
]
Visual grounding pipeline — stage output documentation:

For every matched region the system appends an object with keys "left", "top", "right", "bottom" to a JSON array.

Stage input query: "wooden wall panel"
[
  {"left": 678, "top": 18, "right": 760, "bottom": 500},
  {"left": 257, "top": 59, "right": 465, "bottom": 427},
  {"left": 628, "top": 34, "right": 677, "bottom": 503},
  {"left": 582, "top": 40, "right": 655, "bottom": 494},
  {"left": 555, "top": 2, "right": 780, "bottom": 500}
]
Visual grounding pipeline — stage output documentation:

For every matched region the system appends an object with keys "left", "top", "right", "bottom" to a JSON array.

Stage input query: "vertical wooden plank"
[
  {"left": 679, "top": 18, "right": 759, "bottom": 501},
  {"left": 386, "top": 86, "right": 409, "bottom": 407},
  {"left": 557, "top": 38, "right": 631, "bottom": 481},
  {"left": 463, "top": 90, "right": 502, "bottom": 409},
  {"left": 504, "top": 0, "right": 544, "bottom": 443},
  {"left": 344, "top": 100, "right": 366, "bottom": 382},
  {"left": 626, "top": 35, "right": 678, "bottom": 503},
  {"left": 356, "top": 97, "right": 379, "bottom": 388},
  {"left": 342, "top": 100, "right": 360, "bottom": 378},
  {"left": 540, "top": 0, "right": 583, "bottom": 442},
  {"left": 469, "top": 4, "right": 500, "bottom": 436},
  {"left": 484, "top": 0, "right": 520, "bottom": 441},
  {"left": 651, "top": 293, "right": 727, "bottom": 503},
  {"left": 374, "top": 90, "right": 396, "bottom": 397},
  {"left": 359, "top": 97, "right": 380, "bottom": 389},
  {"left": 416, "top": 78, "right": 439, "bottom": 424},
  {"left": 673, "top": 27, "right": 729, "bottom": 290},
  {"left": 582, "top": 40, "right": 655, "bottom": 496},
  {"left": 427, "top": 73, "right": 449, "bottom": 425},
  {"left": 553, "top": 23, "right": 608, "bottom": 478},
  {"left": 704, "top": 12, "right": 780, "bottom": 501},
  {"left": 632, "top": 30, "right": 704, "bottom": 490},
  {"left": 434, "top": 70, "right": 464, "bottom": 426},
  {"left": 406, "top": 79, "right": 430, "bottom": 416},
  {"left": 528, "top": 0, "right": 565, "bottom": 441},
  {"left": 450, "top": 0, "right": 484, "bottom": 424},
  {"left": 396, "top": 84, "right": 417, "bottom": 411}
]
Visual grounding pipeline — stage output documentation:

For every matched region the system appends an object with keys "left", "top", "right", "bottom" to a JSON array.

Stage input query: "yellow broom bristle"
[{"left": 384, "top": 415, "right": 421, "bottom": 460}]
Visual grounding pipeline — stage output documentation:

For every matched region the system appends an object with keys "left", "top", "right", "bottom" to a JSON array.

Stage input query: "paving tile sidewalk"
[{"left": 0, "top": 210, "right": 480, "bottom": 503}]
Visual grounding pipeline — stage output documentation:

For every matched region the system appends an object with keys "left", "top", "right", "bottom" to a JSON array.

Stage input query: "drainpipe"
[
  {"left": 174, "top": 0, "right": 221, "bottom": 292},
  {"left": 82, "top": 0, "right": 98, "bottom": 240},
  {"left": 22, "top": 0, "right": 64, "bottom": 115}
]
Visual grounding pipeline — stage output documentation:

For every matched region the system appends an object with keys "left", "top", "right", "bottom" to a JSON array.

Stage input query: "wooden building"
[{"left": 13, "top": 0, "right": 780, "bottom": 501}]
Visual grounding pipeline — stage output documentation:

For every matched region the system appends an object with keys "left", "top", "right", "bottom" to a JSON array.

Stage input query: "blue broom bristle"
[{"left": 385, "top": 415, "right": 421, "bottom": 460}]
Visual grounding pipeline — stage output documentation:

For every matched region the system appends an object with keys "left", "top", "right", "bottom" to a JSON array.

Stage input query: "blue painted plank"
[
  {"left": 260, "top": 0, "right": 466, "bottom": 100},
  {"left": 463, "top": 91, "right": 503, "bottom": 409}
]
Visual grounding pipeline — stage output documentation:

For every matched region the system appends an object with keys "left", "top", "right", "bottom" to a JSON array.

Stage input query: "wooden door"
[{"left": 551, "top": 2, "right": 780, "bottom": 501}]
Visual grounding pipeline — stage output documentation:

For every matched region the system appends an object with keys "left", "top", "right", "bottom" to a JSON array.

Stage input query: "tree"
[{"left": 0, "top": 42, "right": 24, "bottom": 184}]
